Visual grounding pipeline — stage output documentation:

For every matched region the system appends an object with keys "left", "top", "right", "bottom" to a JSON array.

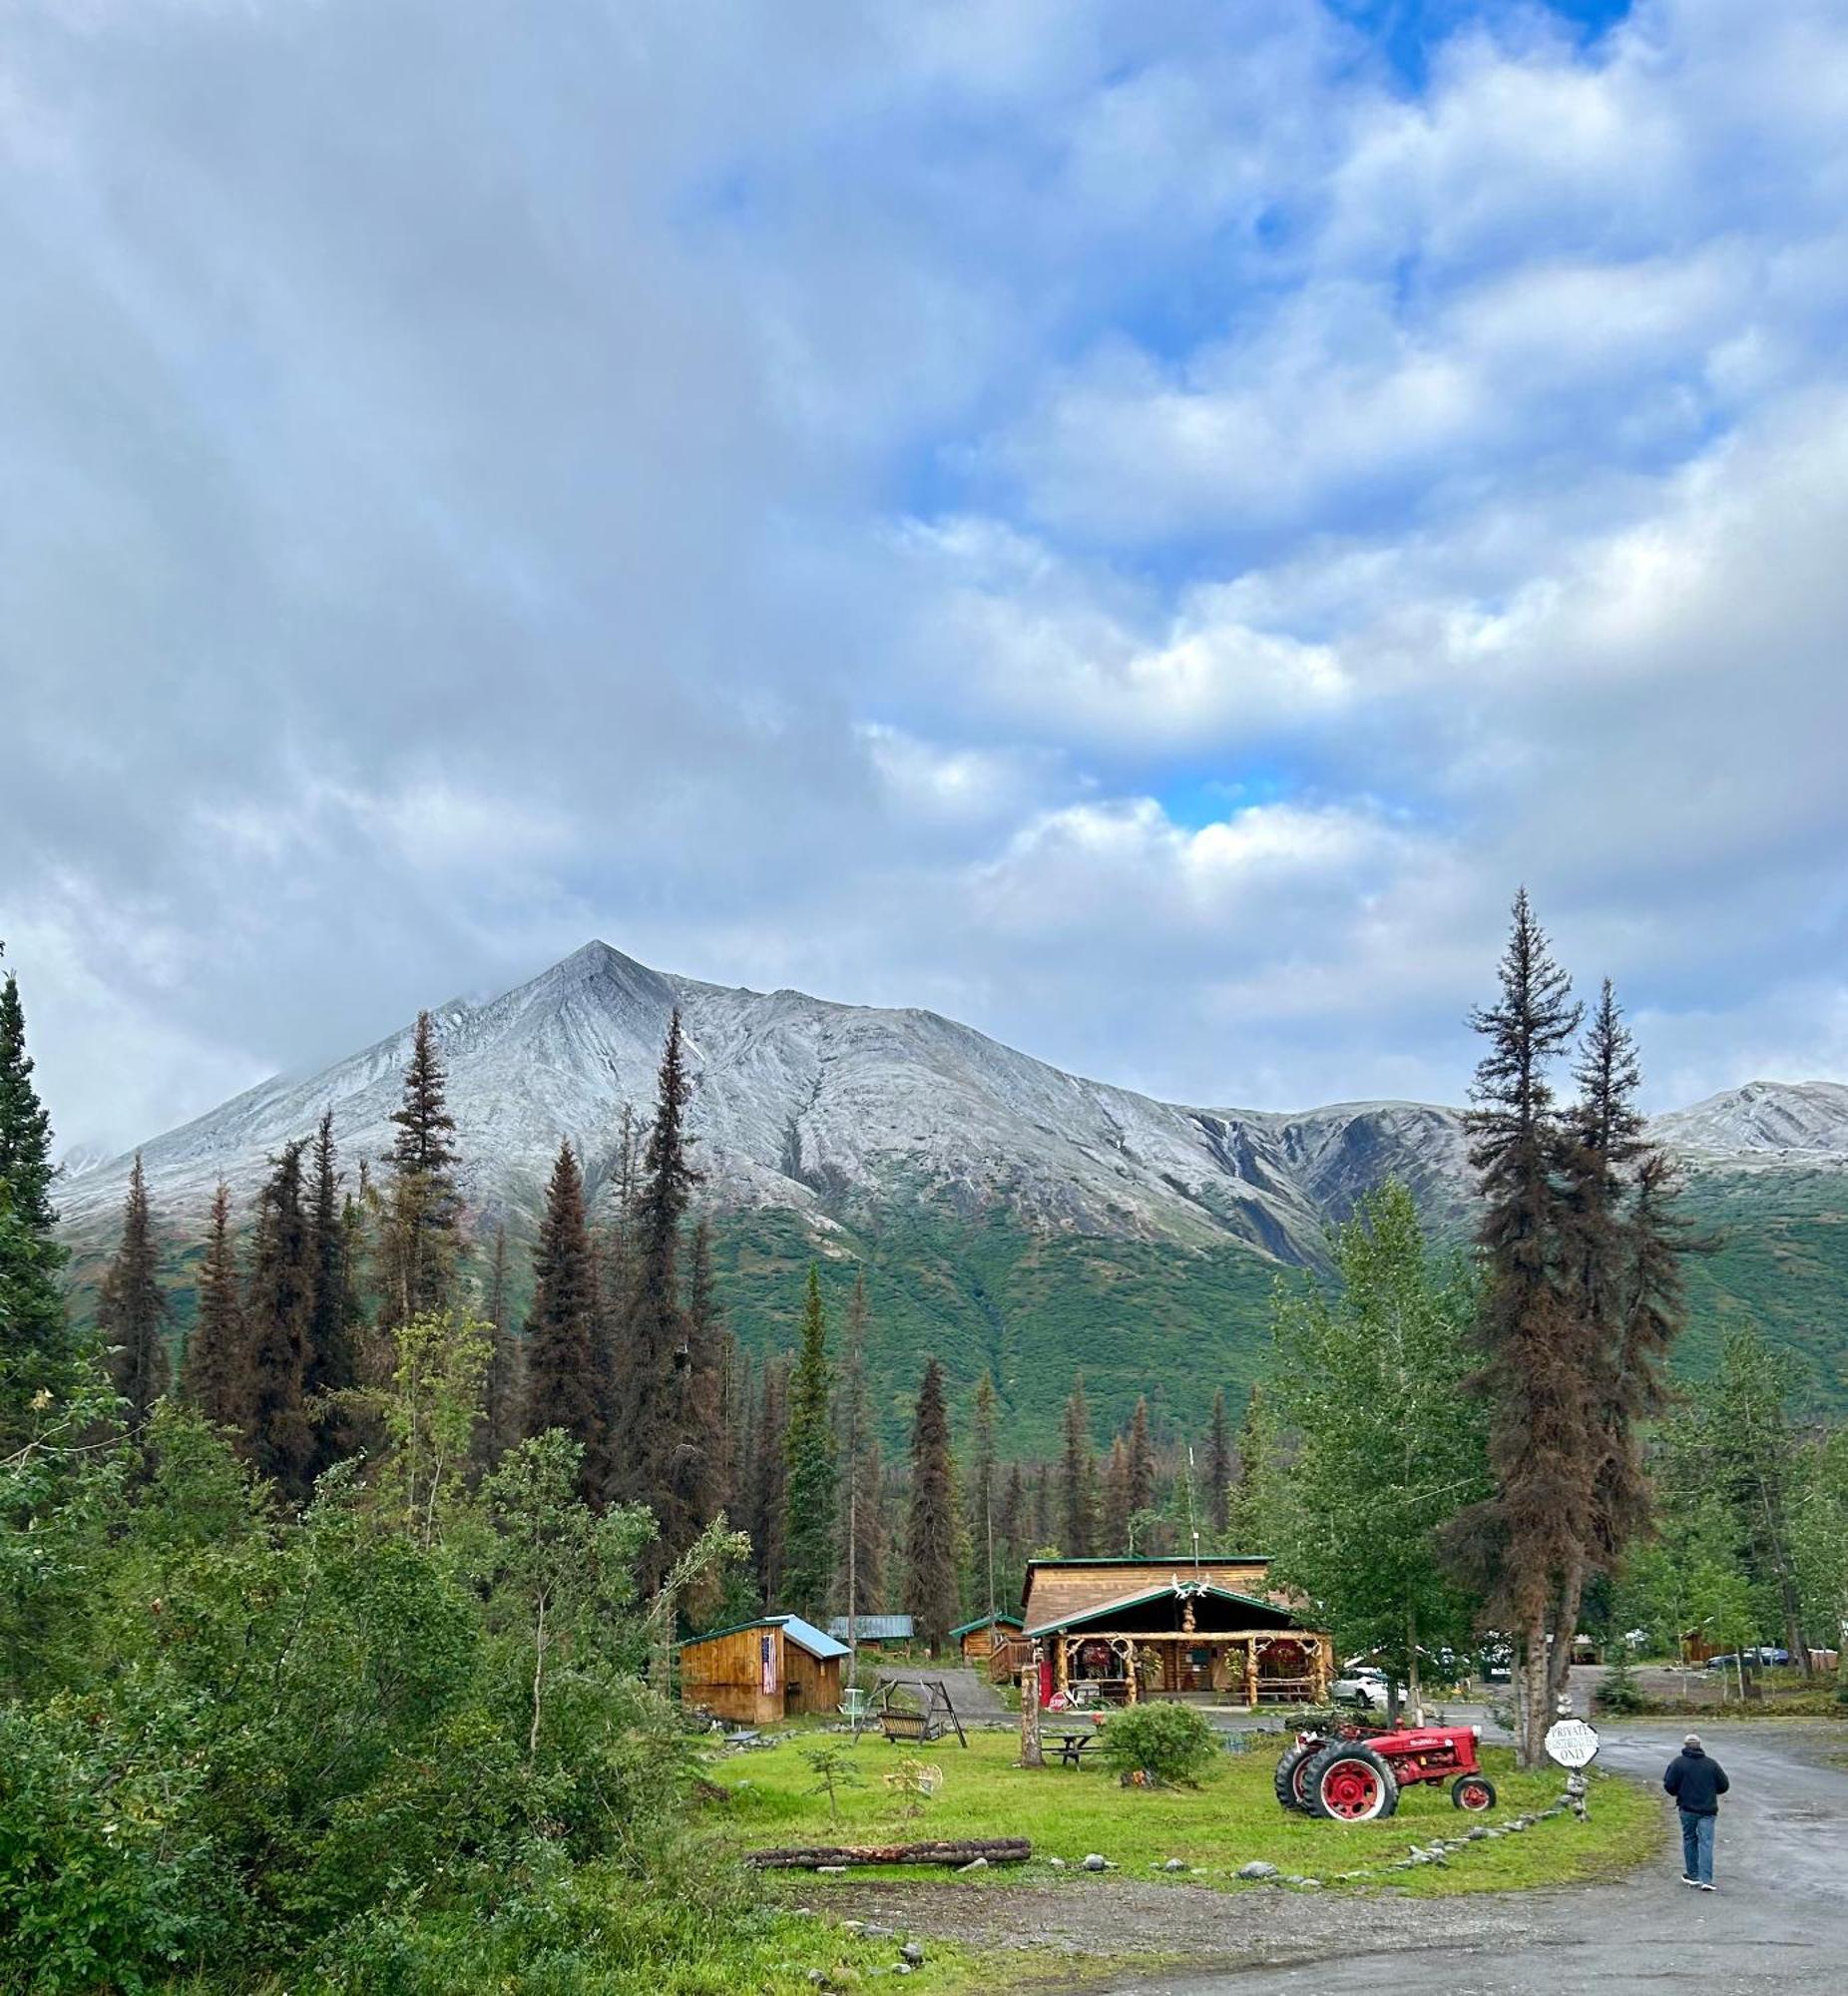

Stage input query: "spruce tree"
[
  {"left": 1551, "top": 981, "right": 1693, "bottom": 1693},
  {"left": 240, "top": 1141, "right": 316, "bottom": 1504},
  {"left": 1204, "top": 1386, "right": 1233, "bottom": 1536},
  {"left": 184, "top": 1183, "right": 242, "bottom": 1429},
  {"left": 751, "top": 1355, "right": 790, "bottom": 1604},
  {"left": 723, "top": 1332, "right": 752, "bottom": 1518},
  {"left": 477, "top": 1221, "right": 523, "bottom": 1474},
  {"left": 98, "top": 1154, "right": 170, "bottom": 1425},
  {"left": 1448, "top": 889, "right": 1592, "bottom": 1764},
  {"left": 0, "top": 948, "right": 70, "bottom": 1435},
  {"left": 303, "top": 1109, "right": 358, "bottom": 1477},
  {"left": 833, "top": 1267, "right": 883, "bottom": 1622},
  {"left": 1100, "top": 1434, "right": 1132, "bottom": 1554},
  {"left": 521, "top": 1142, "right": 601, "bottom": 1495},
  {"left": 996, "top": 1462, "right": 1028, "bottom": 1616},
  {"left": 963, "top": 1370, "right": 1000, "bottom": 1619},
  {"left": 667, "top": 1215, "right": 724, "bottom": 1544},
  {"left": 905, "top": 1357, "right": 959, "bottom": 1653},
  {"left": 781, "top": 1264, "right": 837, "bottom": 1621},
  {"left": 1227, "top": 1383, "right": 1272, "bottom": 1549},
  {"left": 1126, "top": 1395, "right": 1156, "bottom": 1517},
  {"left": 1059, "top": 1376, "right": 1097, "bottom": 1558},
  {"left": 0, "top": 956, "right": 58, "bottom": 1234},
  {"left": 1031, "top": 1460, "right": 1055, "bottom": 1548},
  {"left": 614, "top": 1012, "right": 701, "bottom": 1577},
  {"left": 380, "top": 1010, "right": 463, "bottom": 1326}
]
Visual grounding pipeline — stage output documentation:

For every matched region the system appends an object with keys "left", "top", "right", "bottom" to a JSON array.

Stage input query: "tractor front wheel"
[
  {"left": 1451, "top": 1773, "right": 1497, "bottom": 1812},
  {"left": 1307, "top": 1742, "right": 1399, "bottom": 1822},
  {"left": 1274, "top": 1741, "right": 1321, "bottom": 1813}
]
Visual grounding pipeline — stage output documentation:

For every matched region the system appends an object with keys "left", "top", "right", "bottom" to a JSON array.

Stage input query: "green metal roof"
[
  {"left": 1023, "top": 1581, "right": 1307, "bottom": 1642},
  {"left": 949, "top": 1613, "right": 1025, "bottom": 1638},
  {"left": 1023, "top": 1555, "right": 1271, "bottom": 1567}
]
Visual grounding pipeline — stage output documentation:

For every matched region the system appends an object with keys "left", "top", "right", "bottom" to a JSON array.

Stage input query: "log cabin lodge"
[{"left": 1022, "top": 1557, "right": 1332, "bottom": 1708}]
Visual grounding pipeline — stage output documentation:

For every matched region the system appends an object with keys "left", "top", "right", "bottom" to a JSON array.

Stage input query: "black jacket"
[{"left": 1663, "top": 1746, "right": 1729, "bottom": 1814}]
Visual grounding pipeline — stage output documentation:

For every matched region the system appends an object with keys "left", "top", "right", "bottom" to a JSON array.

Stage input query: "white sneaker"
[
  {"left": 1681, "top": 1875, "right": 1699, "bottom": 1886},
  {"left": 1699, "top": 1883, "right": 1716, "bottom": 1892}
]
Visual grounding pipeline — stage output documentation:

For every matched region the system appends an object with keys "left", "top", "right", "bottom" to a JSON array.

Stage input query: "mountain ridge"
[{"left": 59, "top": 939, "right": 1846, "bottom": 1266}]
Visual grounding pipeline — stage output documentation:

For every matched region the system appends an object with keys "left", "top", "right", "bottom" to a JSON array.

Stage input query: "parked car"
[{"left": 1332, "top": 1665, "right": 1389, "bottom": 1710}]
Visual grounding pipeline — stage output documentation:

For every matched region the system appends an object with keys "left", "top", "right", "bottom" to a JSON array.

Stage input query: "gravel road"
[{"left": 1104, "top": 1721, "right": 1848, "bottom": 1996}]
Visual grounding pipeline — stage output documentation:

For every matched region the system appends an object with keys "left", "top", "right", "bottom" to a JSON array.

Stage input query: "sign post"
[{"left": 1544, "top": 1717, "right": 1600, "bottom": 1820}]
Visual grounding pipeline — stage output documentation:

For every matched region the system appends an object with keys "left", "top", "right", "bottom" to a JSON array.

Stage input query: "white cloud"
[{"left": 8, "top": 0, "right": 1848, "bottom": 1149}]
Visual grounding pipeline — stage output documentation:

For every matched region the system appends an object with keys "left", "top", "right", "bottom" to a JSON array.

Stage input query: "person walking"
[{"left": 1663, "top": 1732, "right": 1729, "bottom": 1890}]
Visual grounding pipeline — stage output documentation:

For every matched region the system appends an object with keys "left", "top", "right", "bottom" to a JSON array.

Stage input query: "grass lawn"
[{"left": 708, "top": 1728, "right": 1658, "bottom": 1898}]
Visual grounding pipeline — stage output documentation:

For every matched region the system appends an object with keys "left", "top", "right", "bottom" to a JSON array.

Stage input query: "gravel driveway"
[
  {"left": 1105, "top": 1720, "right": 1848, "bottom": 1995},
  {"left": 807, "top": 1719, "right": 1847, "bottom": 1993}
]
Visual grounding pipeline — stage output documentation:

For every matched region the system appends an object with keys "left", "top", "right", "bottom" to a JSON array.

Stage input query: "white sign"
[{"left": 1545, "top": 1718, "right": 1601, "bottom": 1769}]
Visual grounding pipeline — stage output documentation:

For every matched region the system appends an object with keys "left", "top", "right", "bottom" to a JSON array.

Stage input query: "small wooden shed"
[
  {"left": 680, "top": 1614, "right": 850, "bottom": 1726},
  {"left": 951, "top": 1612, "right": 1024, "bottom": 1669}
]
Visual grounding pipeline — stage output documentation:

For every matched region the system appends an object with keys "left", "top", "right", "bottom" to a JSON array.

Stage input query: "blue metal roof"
[
  {"left": 825, "top": 1614, "right": 914, "bottom": 1642},
  {"left": 772, "top": 1614, "right": 850, "bottom": 1661}
]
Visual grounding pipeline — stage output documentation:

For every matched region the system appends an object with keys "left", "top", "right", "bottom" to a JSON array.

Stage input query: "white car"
[{"left": 1331, "top": 1665, "right": 1388, "bottom": 1710}]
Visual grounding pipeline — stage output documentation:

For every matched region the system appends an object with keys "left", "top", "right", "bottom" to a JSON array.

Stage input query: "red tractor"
[{"left": 1274, "top": 1718, "right": 1497, "bottom": 1822}]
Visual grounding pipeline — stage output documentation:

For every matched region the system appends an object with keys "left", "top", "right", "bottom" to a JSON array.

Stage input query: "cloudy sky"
[{"left": 5, "top": 0, "right": 1848, "bottom": 1156}]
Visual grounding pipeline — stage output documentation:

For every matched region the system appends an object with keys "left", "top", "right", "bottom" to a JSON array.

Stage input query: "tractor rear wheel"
[
  {"left": 1306, "top": 1741, "right": 1399, "bottom": 1821},
  {"left": 1451, "top": 1773, "right": 1497, "bottom": 1812},
  {"left": 1274, "top": 1741, "right": 1321, "bottom": 1813}
]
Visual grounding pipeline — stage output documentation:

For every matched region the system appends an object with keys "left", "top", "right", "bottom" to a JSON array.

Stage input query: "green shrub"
[
  {"left": 1095, "top": 1702, "right": 1219, "bottom": 1786},
  {"left": 1595, "top": 1646, "right": 1647, "bottom": 1715}
]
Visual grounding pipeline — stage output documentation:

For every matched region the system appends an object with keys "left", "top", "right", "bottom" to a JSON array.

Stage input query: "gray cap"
[{"left": 1683, "top": 1733, "right": 1702, "bottom": 1749}]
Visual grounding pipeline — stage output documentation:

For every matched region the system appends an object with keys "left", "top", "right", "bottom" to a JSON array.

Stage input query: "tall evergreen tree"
[
  {"left": 303, "top": 1109, "right": 358, "bottom": 1477},
  {"left": 1126, "top": 1396, "right": 1156, "bottom": 1516},
  {"left": 1059, "top": 1376, "right": 1097, "bottom": 1558},
  {"left": 1543, "top": 980, "right": 1691, "bottom": 1694},
  {"left": 1227, "top": 1383, "right": 1272, "bottom": 1549},
  {"left": 1031, "top": 1459, "right": 1055, "bottom": 1549},
  {"left": 184, "top": 1183, "right": 242, "bottom": 1429},
  {"left": 722, "top": 1332, "right": 752, "bottom": 1519},
  {"left": 614, "top": 1013, "right": 701, "bottom": 1576},
  {"left": 905, "top": 1357, "right": 959, "bottom": 1653},
  {"left": 833, "top": 1268, "right": 884, "bottom": 1622},
  {"left": 1100, "top": 1434, "right": 1132, "bottom": 1554},
  {"left": 0, "top": 955, "right": 58, "bottom": 1235},
  {"left": 1204, "top": 1386, "right": 1233, "bottom": 1537},
  {"left": 751, "top": 1355, "right": 790, "bottom": 1604},
  {"left": 781, "top": 1265, "right": 837, "bottom": 1621},
  {"left": 476, "top": 1222, "right": 523, "bottom": 1474},
  {"left": 379, "top": 1010, "right": 463, "bottom": 1326},
  {"left": 0, "top": 947, "right": 70, "bottom": 1435},
  {"left": 668, "top": 1215, "right": 724, "bottom": 1540},
  {"left": 240, "top": 1141, "right": 316, "bottom": 1504},
  {"left": 995, "top": 1462, "right": 1028, "bottom": 1617},
  {"left": 98, "top": 1154, "right": 170, "bottom": 1425},
  {"left": 522, "top": 1142, "right": 601, "bottom": 1496},
  {"left": 1448, "top": 889, "right": 1593, "bottom": 1764},
  {"left": 963, "top": 1371, "right": 1000, "bottom": 1619}
]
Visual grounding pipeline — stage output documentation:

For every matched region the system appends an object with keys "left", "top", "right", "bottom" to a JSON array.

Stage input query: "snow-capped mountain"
[{"left": 56, "top": 941, "right": 1847, "bottom": 1266}]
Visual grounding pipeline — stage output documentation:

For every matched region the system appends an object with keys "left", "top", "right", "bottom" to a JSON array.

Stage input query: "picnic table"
[{"left": 1049, "top": 1729, "right": 1100, "bottom": 1768}]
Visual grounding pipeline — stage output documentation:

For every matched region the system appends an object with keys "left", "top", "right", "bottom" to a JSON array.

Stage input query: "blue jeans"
[{"left": 1680, "top": 1808, "right": 1716, "bottom": 1883}]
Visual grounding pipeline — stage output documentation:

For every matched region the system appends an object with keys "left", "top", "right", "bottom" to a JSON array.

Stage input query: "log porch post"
[
  {"left": 1125, "top": 1640, "right": 1140, "bottom": 1704},
  {"left": 1244, "top": 1636, "right": 1259, "bottom": 1710}
]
